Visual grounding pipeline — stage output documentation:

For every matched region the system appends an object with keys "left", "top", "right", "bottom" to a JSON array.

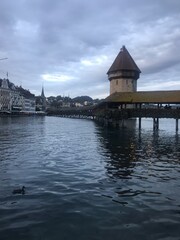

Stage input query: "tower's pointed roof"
[
  {"left": 41, "top": 86, "right": 45, "bottom": 98},
  {"left": 107, "top": 46, "right": 141, "bottom": 74}
]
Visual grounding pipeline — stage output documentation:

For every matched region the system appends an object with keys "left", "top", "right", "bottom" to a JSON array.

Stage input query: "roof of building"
[
  {"left": 105, "top": 91, "right": 180, "bottom": 104},
  {"left": 0, "top": 78, "right": 16, "bottom": 90},
  {"left": 41, "top": 86, "right": 45, "bottom": 98},
  {"left": 107, "top": 46, "right": 141, "bottom": 74}
]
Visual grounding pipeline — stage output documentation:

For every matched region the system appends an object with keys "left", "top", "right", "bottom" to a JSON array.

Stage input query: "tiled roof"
[
  {"left": 107, "top": 46, "right": 141, "bottom": 74},
  {"left": 41, "top": 86, "right": 45, "bottom": 98},
  {"left": 105, "top": 91, "right": 180, "bottom": 104}
]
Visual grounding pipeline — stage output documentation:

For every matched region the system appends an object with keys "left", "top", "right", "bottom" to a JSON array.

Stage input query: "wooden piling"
[
  {"left": 176, "top": 119, "right": 178, "bottom": 132},
  {"left": 153, "top": 118, "right": 159, "bottom": 130},
  {"left": 139, "top": 117, "right": 141, "bottom": 130}
]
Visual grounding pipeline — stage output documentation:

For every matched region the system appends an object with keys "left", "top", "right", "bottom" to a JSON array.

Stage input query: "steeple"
[
  {"left": 41, "top": 86, "right": 46, "bottom": 111},
  {"left": 107, "top": 46, "right": 141, "bottom": 95},
  {"left": 41, "top": 86, "right": 45, "bottom": 98}
]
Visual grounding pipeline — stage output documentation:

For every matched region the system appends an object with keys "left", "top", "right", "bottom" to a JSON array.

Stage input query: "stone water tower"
[{"left": 107, "top": 46, "right": 141, "bottom": 95}]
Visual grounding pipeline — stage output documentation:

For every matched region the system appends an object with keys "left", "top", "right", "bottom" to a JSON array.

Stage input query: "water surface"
[{"left": 0, "top": 117, "right": 180, "bottom": 240}]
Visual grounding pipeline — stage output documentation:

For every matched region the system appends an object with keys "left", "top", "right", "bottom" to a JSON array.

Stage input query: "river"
[{"left": 0, "top": 116, "right": 180, "bottom": 240}]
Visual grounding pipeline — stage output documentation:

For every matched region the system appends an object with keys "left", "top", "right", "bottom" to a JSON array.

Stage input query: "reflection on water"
[
  {"left": 96, "top": 120, "right": 137, "bottom": 179},
  {"left": 0, "top": 117, "right": 180, "bottom": 240}
]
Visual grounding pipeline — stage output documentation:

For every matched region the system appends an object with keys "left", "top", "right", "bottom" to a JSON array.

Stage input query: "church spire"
[
  {"left": 41, "top": 86, "right": 46, "bottom": 111},
  {"left": 41, "top": 86, "right": 45, "bottom": 98}
]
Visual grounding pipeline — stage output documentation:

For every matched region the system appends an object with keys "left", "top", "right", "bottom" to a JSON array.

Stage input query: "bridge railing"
[
  {"left": 128, "top": 108, "right": 180, "bottom": 119},
  {"left": 94, "top": 108, "right": 180, "bottom": 119},
  {"left": 46, "top": 106, "right": 180, "bottom": 120}
]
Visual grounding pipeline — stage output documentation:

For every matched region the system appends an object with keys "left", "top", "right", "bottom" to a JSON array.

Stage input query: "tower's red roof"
[{"left": 107, "top": 46, "right": 141, "bottom": 74}]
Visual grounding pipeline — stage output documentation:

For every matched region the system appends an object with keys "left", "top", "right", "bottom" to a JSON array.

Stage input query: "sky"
[{"left": 0, "top": 0, "right": 180, "bottom": 99}]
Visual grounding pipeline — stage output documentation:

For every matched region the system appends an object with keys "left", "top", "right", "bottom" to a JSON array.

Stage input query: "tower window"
[{"left": 116, "top": 80, "right": 118, "bottom": 85}]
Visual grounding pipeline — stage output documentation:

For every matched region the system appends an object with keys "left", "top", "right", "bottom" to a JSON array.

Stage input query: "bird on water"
[{"left": 12, "top": 186, "right": 25, "bottom": 194}]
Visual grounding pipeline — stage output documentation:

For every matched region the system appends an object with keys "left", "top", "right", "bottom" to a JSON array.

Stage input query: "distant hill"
[{"left": 72, "top": 96, "right": 93, "bottom": 103}]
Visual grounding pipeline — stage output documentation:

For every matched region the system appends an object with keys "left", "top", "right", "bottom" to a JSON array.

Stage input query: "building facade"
[
  {"left": 0, "top": 78, "right": 35, "bottom": 113},
  {"left": 0, "top": 79, "right": 13, "bottom": 111},
  {"left": 16, "top": 86, "right": 35, "bottom": 113}
]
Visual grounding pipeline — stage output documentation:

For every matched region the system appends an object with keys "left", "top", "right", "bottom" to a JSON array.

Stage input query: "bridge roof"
[
  {"left": 105, "top": 91, "right": 180, "bottom": 104},
  {"left": 107, "top": 46, "right": 141, "bottom": 74}
]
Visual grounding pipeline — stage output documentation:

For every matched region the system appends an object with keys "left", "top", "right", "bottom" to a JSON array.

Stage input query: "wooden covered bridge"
[
  {"left": 47, "top": 90, "right": 180, "bottom": 131},
  {"left": 94, "top": 90, "right": 180, "bottom": 131}
]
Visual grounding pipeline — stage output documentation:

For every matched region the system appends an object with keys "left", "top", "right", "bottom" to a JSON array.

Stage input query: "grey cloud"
[{"left": 0, "top": 0, "right": 180, "bottom": 98}]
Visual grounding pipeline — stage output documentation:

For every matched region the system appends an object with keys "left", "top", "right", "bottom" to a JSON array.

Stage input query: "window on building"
[{"left": 116, "top": 80, "right": 118, "bottom": 85}]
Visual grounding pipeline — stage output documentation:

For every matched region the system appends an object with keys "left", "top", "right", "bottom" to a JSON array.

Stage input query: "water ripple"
[{"left": 0, "top": 117, "right": 180, "bottom": 239}]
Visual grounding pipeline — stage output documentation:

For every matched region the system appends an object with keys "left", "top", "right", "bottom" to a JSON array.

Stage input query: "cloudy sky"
[{"left": 0, "top": 0, "right": 180, "bottom": 99}]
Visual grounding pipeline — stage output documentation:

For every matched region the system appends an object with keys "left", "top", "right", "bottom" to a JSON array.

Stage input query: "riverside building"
[{"left": 0, "top": 78, "right": 35, "bottom": 113}]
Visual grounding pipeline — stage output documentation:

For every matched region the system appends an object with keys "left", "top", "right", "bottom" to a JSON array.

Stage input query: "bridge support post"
[
  {"left": 139, "top": 117, "right": 141, "bottom": 130},
  {"left": 176, "top": 119, "right": 178, "bottom": 132},
  {"left": 153, "top": 118, "right": 159, "bottom": 130}
]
